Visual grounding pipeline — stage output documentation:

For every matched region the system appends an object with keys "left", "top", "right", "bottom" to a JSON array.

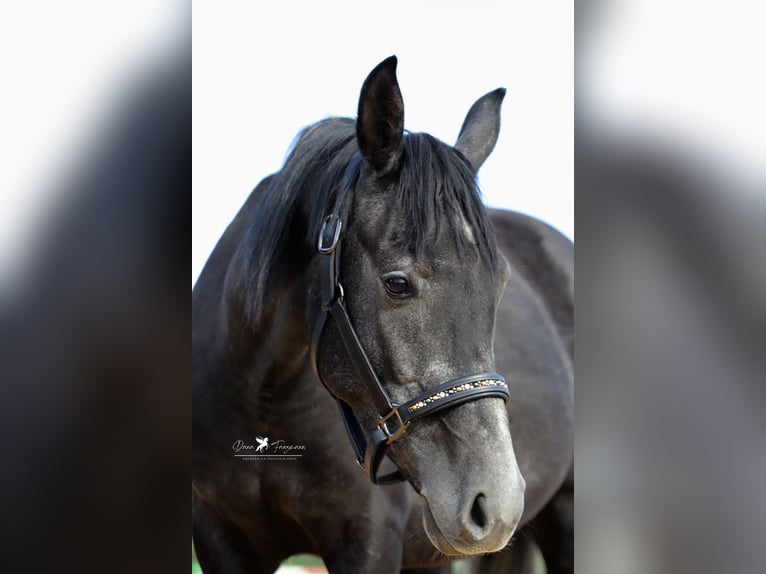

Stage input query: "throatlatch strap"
[{"left": 337, "top": 399, "right": 403, "bottom": 484}]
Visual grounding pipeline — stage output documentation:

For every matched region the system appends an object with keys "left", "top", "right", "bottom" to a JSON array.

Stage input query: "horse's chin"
[{"left": 421, "top": 502, "right": 462, "bottom": 556}]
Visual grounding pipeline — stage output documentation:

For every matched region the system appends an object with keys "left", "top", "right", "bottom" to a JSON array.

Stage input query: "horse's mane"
[{"left": 232, "top": 117, "right": 498, "bottom": 325}]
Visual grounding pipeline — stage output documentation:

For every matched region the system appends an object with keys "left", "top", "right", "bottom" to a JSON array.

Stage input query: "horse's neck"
[
  {"left": 195, "top": 269, "right": 311, "bottom": 434},
  {"left": 225, "top": 275, "right": 310, "bottom": 406}
]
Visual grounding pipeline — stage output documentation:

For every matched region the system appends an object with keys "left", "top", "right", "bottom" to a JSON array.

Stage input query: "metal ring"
[{"left": 317, "top": 214, "right": 342, "bottom": 254}]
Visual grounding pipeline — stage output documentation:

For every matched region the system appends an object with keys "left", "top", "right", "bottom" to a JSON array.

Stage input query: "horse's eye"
[{"left": 384, "top": 276, "right": 410, "bottom": 297}]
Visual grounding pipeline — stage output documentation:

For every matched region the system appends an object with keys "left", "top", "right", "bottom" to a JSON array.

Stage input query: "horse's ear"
[
  {"left": 454, "top": 88, "right": 506, "bottom": 171},
  {"left": 356, "top": 56, "right": 404, "bottom": 176}
]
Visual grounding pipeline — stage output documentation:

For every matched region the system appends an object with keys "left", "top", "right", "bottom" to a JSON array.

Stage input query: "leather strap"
[
  {"left": 312, "top": 213, "right": 398, "bottom": 418},
  {"left": 399, "top": 373, "right": 509, "bottom": 423},
  {"left": 327, "top": 298, "right": 397, "bottom": 417}
]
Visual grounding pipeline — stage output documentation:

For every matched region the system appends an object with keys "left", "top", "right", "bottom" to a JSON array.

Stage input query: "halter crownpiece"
[{"left": 310, "top": 211, "right": 510, "bottom": 485}]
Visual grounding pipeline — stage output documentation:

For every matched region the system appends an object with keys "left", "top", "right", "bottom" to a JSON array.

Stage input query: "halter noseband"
[{"left": 309, "top": 213, "right": 510, "bottom": 485}]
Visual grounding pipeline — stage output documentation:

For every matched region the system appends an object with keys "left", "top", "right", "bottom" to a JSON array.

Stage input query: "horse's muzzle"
[{"left": 422, "top": 483, "right": 525, "bottom": 556}]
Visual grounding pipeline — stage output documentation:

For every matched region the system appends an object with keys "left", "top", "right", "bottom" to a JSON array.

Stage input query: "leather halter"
[{"left": 309, "top": 212, "right": 510, "bottom": 485}]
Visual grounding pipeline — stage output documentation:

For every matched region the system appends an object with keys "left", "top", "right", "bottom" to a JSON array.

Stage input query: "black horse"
[{"left": 193, "top": 57, "right": 573, "bottom": 573}]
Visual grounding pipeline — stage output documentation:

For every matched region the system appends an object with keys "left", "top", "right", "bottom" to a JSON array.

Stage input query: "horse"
[{"left": 192, "top": 56, "right": 573, "bottom": 574}]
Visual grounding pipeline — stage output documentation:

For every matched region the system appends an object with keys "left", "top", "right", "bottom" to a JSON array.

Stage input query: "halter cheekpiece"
[{"left": 309, "top": 204, "right": 509, "bottom": 485}]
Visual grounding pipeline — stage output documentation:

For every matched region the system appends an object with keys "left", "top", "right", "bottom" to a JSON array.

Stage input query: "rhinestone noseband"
[
  {"left": 405, "top": 378, "right": 509, "bottom": 414},
  {"left": 309, "top": 212, "right": 510, "bottom": 485}
]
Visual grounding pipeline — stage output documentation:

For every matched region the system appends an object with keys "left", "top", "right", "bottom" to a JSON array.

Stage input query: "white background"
[{"left": 192, "top": 0, "right": 573, "bottom": 283}]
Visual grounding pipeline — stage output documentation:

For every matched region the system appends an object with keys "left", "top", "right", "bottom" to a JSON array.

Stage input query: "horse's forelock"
[{"left": 396, "top": 132, "right": 499, "bottom": 268}]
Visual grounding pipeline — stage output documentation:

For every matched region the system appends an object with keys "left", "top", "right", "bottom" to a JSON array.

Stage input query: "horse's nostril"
[{"left": 470, "top": 493, "right": 487, "bottom": 530}]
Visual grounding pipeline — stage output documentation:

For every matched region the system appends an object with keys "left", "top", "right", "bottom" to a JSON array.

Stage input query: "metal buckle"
[
  {"left": 378, "top": 405, "right": 410, "bottom": 444},
  {"left": 318, "top": 214, "right": 342, "bottom": 254}
]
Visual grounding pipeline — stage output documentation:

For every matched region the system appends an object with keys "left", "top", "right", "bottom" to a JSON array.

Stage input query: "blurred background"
[
  {"left": 577, "top": 1, "right": 766, "bottom": 573},
  {"left": 0, "top": 2, "right": 188, "bottom": 573}
]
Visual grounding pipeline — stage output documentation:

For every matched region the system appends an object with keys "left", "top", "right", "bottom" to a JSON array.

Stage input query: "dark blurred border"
[
  {"left": 576, "top": 1, "right": 765, "bottom": 573},
  {"left": 0, "top": 4, "right": 189, "bottom": 573}
]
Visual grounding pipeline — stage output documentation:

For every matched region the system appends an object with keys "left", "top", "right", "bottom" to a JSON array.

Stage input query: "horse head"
[{"left": 309, "top": 57, "right": 525, "bottom": 556}]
